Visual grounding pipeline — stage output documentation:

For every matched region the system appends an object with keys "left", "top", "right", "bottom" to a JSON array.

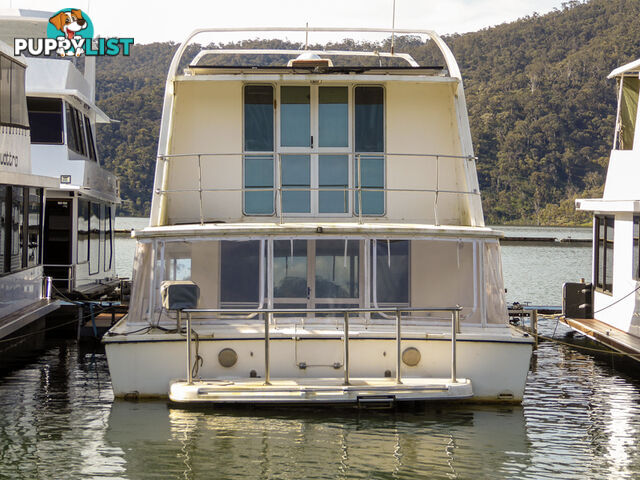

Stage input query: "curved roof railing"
[
  {"left": 164, "top": 27, "right": 462, "bottom": 81},
  {"left": 190, "top": 49, "right": 421, "bottom": 68}
]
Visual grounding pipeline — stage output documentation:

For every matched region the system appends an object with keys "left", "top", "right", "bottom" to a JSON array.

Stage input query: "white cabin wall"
[
  {"left": 386, "top": 82, "right": 466, "bottom": 225},
  {"left": 167, "top": 81, "right": 243, "bottom": 223}
]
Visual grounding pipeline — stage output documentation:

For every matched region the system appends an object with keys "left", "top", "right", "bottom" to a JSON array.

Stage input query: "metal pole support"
[
  {"left": 343, "top": 311, "right": 350, "bottom": 385},
  {"left": 396, "top": 309, "right": 402, "bottom": 384},
  {"left": 186, "top": 311, "right": 193, "bottom": 385},
  {"left": 265, "top": 312, "right": 271, "bottom": 385},
  {"left": 532, "top": 309, "right": 538, "bottom": 349},
  {"left": 451, "top": 309, "right": 459, "bottom": 383}
]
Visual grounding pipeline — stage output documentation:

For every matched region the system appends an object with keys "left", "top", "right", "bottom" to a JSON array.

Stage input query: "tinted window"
[
  {"left": 355, "top": 86, "right": 384, "bottom": 152},
  {"left": 244, "top": 85, "right": 273, "bottom": 152},
  {"left": 220, "top": 241, "right": 260, "bottom": 303},
  {"left": 375, "top": 240, "right": 409, "bottom": 304},
  {"left": 28, "top": 97, "right": 64, "bottom": 144}
]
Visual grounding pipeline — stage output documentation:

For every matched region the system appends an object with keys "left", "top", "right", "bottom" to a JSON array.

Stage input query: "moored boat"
[
  {"left": 103, "top": 27, "right": 533, "bottom": 405},
  {"left": 564, "top": 58, "right": 640, "bottom": 361}
]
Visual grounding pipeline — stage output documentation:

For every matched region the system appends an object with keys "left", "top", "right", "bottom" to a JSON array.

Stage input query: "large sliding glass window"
[
  {"left": 355, "top": 86, "right": 384, "bottom": 215},
  {"left": 244, "top": 85, "right": 274, "bottom": 215},
  {"left": 77, "top": 199, "right": 89, "bottom": 263},
  {"left": 595, "top": 215, "right": 614, "bottom": 293},
  {"left": 104, "top": 206, "right": 113, "bottom": 272},
  {"left": 89, "top": 202, "right": 100, "bottom": 274},
  {"left": 243, "top": 84, "right": 384, "bottom": 217}
]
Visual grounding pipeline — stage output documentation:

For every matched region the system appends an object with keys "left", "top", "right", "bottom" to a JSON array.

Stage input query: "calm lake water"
[{"left": 1, "top": 221, "right": 639, "bottom": 479}]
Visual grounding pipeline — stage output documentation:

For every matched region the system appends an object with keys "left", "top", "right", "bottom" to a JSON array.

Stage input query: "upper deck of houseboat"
[{"left": 147, "top": 27, "right": 484, "bottom": 232}]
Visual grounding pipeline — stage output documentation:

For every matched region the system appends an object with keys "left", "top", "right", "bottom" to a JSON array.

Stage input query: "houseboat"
[
  {"left": 564, "top": 58, "right": 640, "bottom": 360},
  {"left": 103, "top": 27, "right": 533, "bottom": 405},
  {"left": 0, "top": 40, "right": 59, "bottom": 339},
  {"left": 0, "top": 10, "right": 120, "bottom": 298}
]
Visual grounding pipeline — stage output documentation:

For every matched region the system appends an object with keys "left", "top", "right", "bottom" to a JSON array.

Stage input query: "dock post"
[
  {"left": 395, "top": 309, "right": 402, "bottom": 384},
  {"left": 186, "top": 311, "right": 193, "bottom": 385},
  {"left": 532, "top": 309, "right": 538, "bottom": 349}
]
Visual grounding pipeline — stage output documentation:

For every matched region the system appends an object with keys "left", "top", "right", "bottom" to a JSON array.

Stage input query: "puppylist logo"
[{"left": 14, "top": 8, "right": 133, "bottom": 57}]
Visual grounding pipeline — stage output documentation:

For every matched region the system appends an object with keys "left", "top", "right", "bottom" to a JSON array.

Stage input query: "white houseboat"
[
  {"left": 0, "top": 40, "right": 59, "bottom": 339},
  {"left": 0, "top": 10, "right": 120, "bottom": 298},
  {"left": 104, "top": 27, "right": 533, "bottom": 405},
  {"left": 564, "top": 58, "right": 640, "bottom": 360}
]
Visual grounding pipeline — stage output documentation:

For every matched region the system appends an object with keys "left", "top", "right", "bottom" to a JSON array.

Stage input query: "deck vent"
[
  {"left": 218, "top": 348, "right": 238, "bottom": 368},
  {"left": 402, "top": 347, "right": 421, "bottom": 367},
  {"left": 288, "top": 52, "right": 333, "bottom": 68}
]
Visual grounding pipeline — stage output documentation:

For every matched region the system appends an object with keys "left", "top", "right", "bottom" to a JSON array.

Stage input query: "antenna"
[
  {"left": 391, "top": 0, "right": 396, "bottom": 54},
  {"left": 305, "top": 22, "right": 309, "bottom": 50}
]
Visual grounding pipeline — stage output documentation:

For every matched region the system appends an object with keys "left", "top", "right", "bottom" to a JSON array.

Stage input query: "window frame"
[
  {"left": 633, "top": 215, "right": 639, "bottom": 281},
  {"left": 242, "top": 83, "right": 276, "bottom": 216},
  {"left": 594, "top": 215, "right": 614, "bottom": 295}
]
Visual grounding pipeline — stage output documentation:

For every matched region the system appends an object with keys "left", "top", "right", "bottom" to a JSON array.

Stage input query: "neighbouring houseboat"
[
  {"left": 104, "top": 27, "right": 533, "bottom": 405},
  {"left": 0, "top": 39, "right": 60, "bottom": 340},
  {"left": 0, "top": 10, "right": 121, "bottom": 299},
  {"left": 564, "top": 58, "right": 640, "bottom": 361}
]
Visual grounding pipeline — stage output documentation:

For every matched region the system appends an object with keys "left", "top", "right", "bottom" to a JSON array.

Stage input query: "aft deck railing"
[
  {"left": 178, "top": 306, "right": 462, "bottom": 387},
  {"left": 155, "top": 152, "right": 480, "bottom": 225}
]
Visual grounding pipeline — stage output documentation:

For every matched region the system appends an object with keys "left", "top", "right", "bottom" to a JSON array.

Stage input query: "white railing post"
[
  {"left": 396, "top": 309, "right": 402, "bottom": 384},
  {"left": 343, "top": 311, "right": 350, "bottom": 385},
  {"left": 451, "top": 308, "right": 459, "bottom": 383},
  {"left": 265, "top": 312, "right": 272, "bottom": 385},
  {"left": 197, "top": 154, "right": 204, "bottom": 225},
  {"left": 186, "top": 311, "right": 193, "bottom": 384}
]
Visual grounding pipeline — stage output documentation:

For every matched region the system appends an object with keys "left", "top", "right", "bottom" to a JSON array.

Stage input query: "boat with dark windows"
[
  {"left": 0, "top": 39, "right": 60, "bottom": 340},
  {"left": 103, "top": 27, "right": 533, "bottom": 405},
  {"left": 564, "top": 58, "right": 640, "bottom": 361},
  {"left": 0, "top": 9, "right": 120, "bottom": 299}
]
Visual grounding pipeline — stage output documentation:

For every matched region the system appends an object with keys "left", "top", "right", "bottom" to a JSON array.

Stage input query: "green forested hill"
[{"left": 95, "top": 0, "right": 640, "bottom": 224}]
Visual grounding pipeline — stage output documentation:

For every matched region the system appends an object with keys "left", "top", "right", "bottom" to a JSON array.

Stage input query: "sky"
[{"left": 2, "top": 0, "right": 569, "bottom": 44}]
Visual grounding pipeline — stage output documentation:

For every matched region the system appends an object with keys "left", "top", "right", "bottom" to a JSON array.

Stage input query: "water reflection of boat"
[
  {"left": 105, "top": 400, "right": 529, "bottom": 478},
  {"left": 104, "top": 26, "right": 533, "bottom": 404}
]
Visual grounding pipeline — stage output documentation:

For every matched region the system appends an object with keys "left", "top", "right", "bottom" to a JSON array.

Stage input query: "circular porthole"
[
  {"left": 218, "top": 348, "right": 238, "bottom": 368},
  {"left": 402, "top": 347, "right": 421, "bottom": 367}
]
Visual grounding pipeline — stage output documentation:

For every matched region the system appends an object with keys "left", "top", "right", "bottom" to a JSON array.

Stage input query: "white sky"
[{"left": 3, "top": 0, "right": 568, "bottom": 44}]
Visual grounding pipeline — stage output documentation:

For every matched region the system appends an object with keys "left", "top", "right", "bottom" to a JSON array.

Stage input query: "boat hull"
[{"left": 104, "top": 330, "right": 532, "bottom": 403}]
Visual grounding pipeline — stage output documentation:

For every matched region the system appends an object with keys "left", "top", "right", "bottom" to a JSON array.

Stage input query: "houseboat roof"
[
  {"left": 608, "top": 58, "right": 640, "bottom": 78},
  {"left": 24, "top": 57, "right": 112, "bottom": 123}
]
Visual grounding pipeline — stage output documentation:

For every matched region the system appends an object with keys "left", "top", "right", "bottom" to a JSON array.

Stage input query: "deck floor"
[
  {"left": 169, "top": 377, "right": 473, "bottom": 405},
  {"left": 563, "top": 317, "right": 640, "bottom": 360}
]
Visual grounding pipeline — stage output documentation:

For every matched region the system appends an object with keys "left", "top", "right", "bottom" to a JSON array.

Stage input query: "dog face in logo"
[{"left": 49, "top": 9, "right": 87, "bottom": 56}]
